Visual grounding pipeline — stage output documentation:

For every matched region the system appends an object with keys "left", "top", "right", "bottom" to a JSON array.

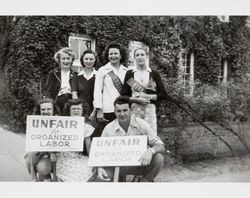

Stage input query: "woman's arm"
[
  {"left": 153, "top": 70, "right": 167, "bottom": 100},
  {"left": 44, "top": 71, "right": 55, "bottom": 98},
  {"left": 121, "top": 71, "right": 133, "bottom": 97},
  {"left": 72, "top": 91, "right": 78, "bottom": 99},
  {"left": 89, "top": 108, "right": 97, "bottom": 123},
  {"left": 129, "top": 96, "right": 150, "bottom": 105}
]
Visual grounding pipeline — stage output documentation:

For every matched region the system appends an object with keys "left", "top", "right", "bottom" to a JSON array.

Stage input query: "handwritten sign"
[
  {"left": 25, "top": 115, "right": 85, "bottom": 152},
  {"left": 88, "top": 135, "right": 147, "bottom": 167}
]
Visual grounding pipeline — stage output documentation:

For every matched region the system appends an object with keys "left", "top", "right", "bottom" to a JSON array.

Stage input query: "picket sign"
[
  {"left": 88, "top": 135, "right": 148, "bottom": 182},
  {"left": 26, "top": 115, "right": 85, "bottom": 182},
  {"left": 25, "top": 115, "right": 85, "bottom": 152}
]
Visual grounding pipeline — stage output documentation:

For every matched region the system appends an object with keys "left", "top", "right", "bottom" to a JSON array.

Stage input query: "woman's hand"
[
  {"left": 96, "top": 109, "right": 104, "bottom": 122},
  {"left": 137, "top": 92, "right": 150, "bottom": 99},
  {"left": 89, "top": 109, "right": 96, "bottom": 123},
  {"left": 132, "top": 97, "right": 150, "bottom": 105},
  {"left": 50, "top": 153, "right": 57, "bottom": 163},
  {"left": 136, "top": 92, "right": 156, "bottom": 101}
]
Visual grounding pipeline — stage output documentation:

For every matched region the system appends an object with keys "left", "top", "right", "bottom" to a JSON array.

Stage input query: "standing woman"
[
  {"left": 121, "top": 47, "right": 167, "bottom": 135},
  {"left": 93, "top": 42, "right": 128, "bottom": 134},
  {"left": 72, "top": 50, "right": 98, "bottom": 122},
  {"left": 45, "top": 47, "right": 77, "bottom": 113},
  {"left": 55, "top": 99, "right": 94, "bottom": 182}
]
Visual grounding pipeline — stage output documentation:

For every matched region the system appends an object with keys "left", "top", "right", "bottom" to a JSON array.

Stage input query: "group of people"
[{"left": 25, "top": 42, "right": 167, "bottom": 182}]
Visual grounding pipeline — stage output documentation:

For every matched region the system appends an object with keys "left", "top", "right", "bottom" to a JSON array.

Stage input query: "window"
[
  {"left": 68, "top": 34, "right": 96, "bottom": 72},
  {"left": 128, "top": 41, "right": 149, "bottom": 70},
  {"left": 178, "top": 48, "right": 195, "bottom": 96},
  {"left": 246, "top": 16, "right": 250, "bottom": 28},
  {"left": 218, "top": 59, "right": 228, "bottom": 84},
  {"left": 217, "top": 15, "right": 230, "bottom": 23}
]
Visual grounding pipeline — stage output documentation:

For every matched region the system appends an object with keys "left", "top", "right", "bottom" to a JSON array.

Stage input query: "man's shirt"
[
  {"left": 101, "top": 115, "right": 164, "bottom": 147},
  {"left": 93, "top": 62, "right": 128, "bottom": 113}
]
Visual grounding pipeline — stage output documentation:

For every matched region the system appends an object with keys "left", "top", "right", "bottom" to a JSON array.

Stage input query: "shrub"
[{"left": 0, "top": 16, "right": 181, "bottom": 132}]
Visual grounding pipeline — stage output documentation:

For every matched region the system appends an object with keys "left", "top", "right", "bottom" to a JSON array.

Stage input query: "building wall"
[{"left": 159, "top": 121, "right": 250, "bottom": 159}]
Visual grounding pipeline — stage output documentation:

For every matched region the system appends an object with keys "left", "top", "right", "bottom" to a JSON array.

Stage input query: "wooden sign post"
[
  {"left": 113, "top": 167, "right": 120, "bottom": 182},
  {"left": 52, "top": 162, "right": 57, "bottom": 182},
  {"left": 88, "top": 135, "right": 147, "bottom": 182}
]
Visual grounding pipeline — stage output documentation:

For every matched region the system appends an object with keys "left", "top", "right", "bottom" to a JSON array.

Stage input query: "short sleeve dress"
[{"left": 56, "top": 123, "right": 94, "bottom": 182}]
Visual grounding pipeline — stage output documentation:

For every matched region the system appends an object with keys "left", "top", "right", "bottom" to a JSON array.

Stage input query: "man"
[
  {"left": 96, "top": 96, "right": 165, "bottom": 182},
  {"left": 25, "top": 98, "right": 58, "bottom": 182}
]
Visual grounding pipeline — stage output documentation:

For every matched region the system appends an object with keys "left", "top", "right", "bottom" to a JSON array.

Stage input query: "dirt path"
[{"left": 0, "top": 125, "right": 30, "bottom": 181}]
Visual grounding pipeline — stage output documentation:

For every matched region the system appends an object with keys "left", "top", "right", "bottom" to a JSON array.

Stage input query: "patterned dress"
[
  {"left": 56, "top": 123, "right": 94, "bottom": 182},
  {"left": 121, "top": 68, "right": 167, "bottom": 136},
  {"left": 130, "top": 77, "right": 157, "bottom": 134}
]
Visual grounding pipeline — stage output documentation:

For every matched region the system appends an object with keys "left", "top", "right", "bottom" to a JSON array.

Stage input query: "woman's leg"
[{"left": 36, "top": 157, "right": 52, "bottom": 181}]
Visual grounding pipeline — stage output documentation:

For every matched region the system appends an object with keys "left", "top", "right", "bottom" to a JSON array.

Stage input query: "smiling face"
[
  {"left": 40, "top": 102, "right": 54, "bottom": 116},
  {"left": 70, "top": 104, "right": 83, "bottom": 117},
  {"left": 134, "top": 48, "right": 147, "bottom": 66},
  {"left": 114, "top": 103, "right": 131, "bottom": 125},
  {"left": 59, "top": 52, "right": 73, "bottom": 69},
  {"left": 83, "top": 53, "right": 95, "bottom": 68},
  {"left": 108, "top": 48, "right": 121, "bottom": 65}
]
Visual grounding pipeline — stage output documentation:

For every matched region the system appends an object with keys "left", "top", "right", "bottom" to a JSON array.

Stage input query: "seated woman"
[
  {"left": 24, "top": 97, "right": 59, "bottom": 182},
  {"left": 121, "top": 47, "right": 167, "bottom": 135},
  {"left": 55, "top": 99, "right": 94, "bottom": 182}
]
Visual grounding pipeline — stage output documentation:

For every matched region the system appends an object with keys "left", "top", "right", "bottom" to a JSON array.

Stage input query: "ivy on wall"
[
  {"left": 0, "top": 16, "right": 181, "bottom": 132},
  {"left": 0, "top": 16, "right": 249, "bottom": 133}
]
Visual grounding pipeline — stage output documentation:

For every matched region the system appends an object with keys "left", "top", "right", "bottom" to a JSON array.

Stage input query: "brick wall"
[{"left": 158, "top": 121, "right": 250, "bottom": 159}]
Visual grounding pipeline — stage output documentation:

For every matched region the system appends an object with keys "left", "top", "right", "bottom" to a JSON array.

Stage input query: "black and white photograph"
[{"left": 1, "top": 0, "right": 250, "bottom": 197}]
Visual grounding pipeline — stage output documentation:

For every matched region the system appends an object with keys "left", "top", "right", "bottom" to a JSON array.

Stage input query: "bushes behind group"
[{"left": 0, "top": 16, "right": 250, "bottom": 134}]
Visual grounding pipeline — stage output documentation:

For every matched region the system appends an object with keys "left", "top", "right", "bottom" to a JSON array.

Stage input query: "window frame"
[
  {"left": 178, "top": 48, "right": 195, "bottom": 96},
  {"left": 217, "top": 15, "right": 230, "bottom": 23},
  {"left": 68, "top": 34, "right": 96, "bottom": 72},
  {"left": 218, "top": 59, "right": 228, "bottom": 84}
]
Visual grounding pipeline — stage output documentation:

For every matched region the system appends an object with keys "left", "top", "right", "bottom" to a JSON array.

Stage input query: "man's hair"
[
  {"left": 113, "top": 96, "right": 131, "bottom": 108},
  {"left": 63, "top": 98, "right": 89, "bottom": 117}
]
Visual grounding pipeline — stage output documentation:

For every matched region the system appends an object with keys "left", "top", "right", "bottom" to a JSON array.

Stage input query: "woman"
[
  {"left": 93, "top": 42, "right": 128, "bottom": 132},
  {"left": 121, "top": 47, "right": 167, "bottom": 135},
  {"left": 45, "top": 47, "right": 77, "bottom": 113},
  {"left": 24, "top": 97, "right": 59, "bottom": 182},
  {"left": 55, "top": 99, "right": 94, "bottom": 182},
  {"left": 72, "top": 50, "right": 98, "bottom": 123}
]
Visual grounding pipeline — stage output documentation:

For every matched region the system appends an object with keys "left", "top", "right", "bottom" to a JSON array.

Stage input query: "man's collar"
[
  {"left": 114, "top": 115, "right": 138, "bottom": 133},
  {"left": 113, "top": 119, "right": 124, "bottom": 133}
]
